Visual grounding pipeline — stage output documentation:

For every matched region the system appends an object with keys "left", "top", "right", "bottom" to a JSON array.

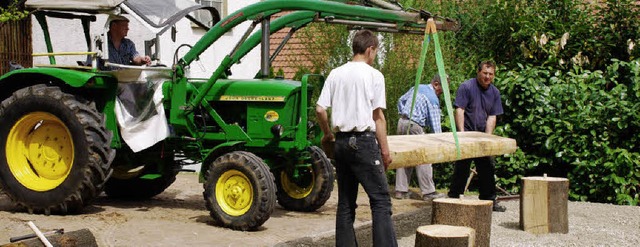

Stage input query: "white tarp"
[
  {"left": 125, "top": 0, "right": 200, "bottom": 27},
  {"left": 25, "top": 0, "right": 124, "bottom": 11},
  {"left": 112, "top": 69, "right": 170, "bottom": 152}
]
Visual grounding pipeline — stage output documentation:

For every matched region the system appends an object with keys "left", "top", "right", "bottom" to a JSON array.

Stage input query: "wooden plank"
[{"left": 387, "top": 131, "right": 517, "bottom": 169}]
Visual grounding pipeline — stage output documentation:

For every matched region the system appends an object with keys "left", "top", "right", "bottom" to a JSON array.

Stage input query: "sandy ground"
[{"left": 1, "top": 172, "right": 639, "bottom": 246}]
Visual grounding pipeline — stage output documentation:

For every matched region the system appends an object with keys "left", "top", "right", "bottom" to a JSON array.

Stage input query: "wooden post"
[
  {"left": 2, "top": 229, "right": 98, "bottom": 247},
  {"left": 415, "top": 224, "right": 476, "bottom": 247},
  {"left": 432, "top": 198, "right": 492, "bottom": 247},
  {"left": 520, "top": 175, "right": 569, "bottom": 234}
]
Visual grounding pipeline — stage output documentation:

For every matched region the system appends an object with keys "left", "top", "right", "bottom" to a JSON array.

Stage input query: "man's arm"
[
  {"left": 485, "top": 115, "right": 497, "bottom": 134},
  {"left": 373, "top": 108, "right": 392, "bottom": 169},
  {"left": 124, "top": 40, "right": 151, "bottom": 66},
  {"left": 455, "top": 107, "right": 465, "bottom": 132},
  {"left": 426, "top": 101, "right": 442, "bottom": 133},
  {"left": 315, "top": 105, "right": 334, "bottom": 145}
]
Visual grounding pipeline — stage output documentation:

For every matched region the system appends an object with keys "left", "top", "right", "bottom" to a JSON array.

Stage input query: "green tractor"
[{"left": 0, "top": 0, "right": 456, "bottom": 230}]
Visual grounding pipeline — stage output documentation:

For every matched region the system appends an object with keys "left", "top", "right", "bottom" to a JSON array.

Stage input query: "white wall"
[{"left": 31, "top": 0, "right": 261, "bottom": 79}]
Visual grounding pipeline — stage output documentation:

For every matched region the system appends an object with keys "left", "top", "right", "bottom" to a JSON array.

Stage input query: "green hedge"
[{"left": 494, "top": 60, "right": 640, "bottom": 205}]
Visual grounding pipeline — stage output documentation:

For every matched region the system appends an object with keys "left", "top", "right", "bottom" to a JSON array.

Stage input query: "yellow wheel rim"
[
  {"left": 6, "top": 112, "right": 74, "bottom": 192},
  {"left": 216, "top": 169, "right": 253, "bottom": 216},
  {"left": 280, "top": 168, "right": 314, "bottom": 199}
]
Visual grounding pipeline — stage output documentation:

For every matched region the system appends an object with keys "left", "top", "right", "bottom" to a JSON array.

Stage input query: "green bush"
[
  {"left": 0, "top": 0, "right": 28, "bottom": 22},
  {"left": 495, "top": 60, "right": 640, "bottom": 205}
]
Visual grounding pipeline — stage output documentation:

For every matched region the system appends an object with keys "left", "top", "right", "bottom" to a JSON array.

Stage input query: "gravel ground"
[
  {"left": 398, "top": 199, "right": 640, "bottom": 246},
  {"left": 1, "top": 173, "right": 638, "bottom": 246}
]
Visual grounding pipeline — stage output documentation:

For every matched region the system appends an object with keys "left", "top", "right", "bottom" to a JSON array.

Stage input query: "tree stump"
[
  {"left": 432, "top": 198, "right": 492, "bottom": 247},
  {"left": 520, "top": 176, "right": 569, "bottom": 234},
  {"left": 415, "top": 224, "right": 476, "bottom": 247},
  {"left": 2, "top": 229, "right": 97, "bottom": 247}
]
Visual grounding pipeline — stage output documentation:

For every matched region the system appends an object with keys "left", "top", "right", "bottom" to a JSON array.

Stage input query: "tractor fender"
[
  {"left": 0, "top": 68, "right": 115, "bottom": 97},
  {"left": 199, "top": 141, "right": 246, "bottom": 182},
  {"left": 0, "top": 68, "right": 120, "bottom": 147}
]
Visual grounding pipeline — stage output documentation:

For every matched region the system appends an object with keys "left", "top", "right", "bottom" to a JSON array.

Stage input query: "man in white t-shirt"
[{"left": 316, "top": 29, "right": 396, "bottom": 247}]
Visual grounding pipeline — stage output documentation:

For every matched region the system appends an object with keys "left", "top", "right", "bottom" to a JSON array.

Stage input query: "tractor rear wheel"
[
  {"left": 276, "top": 146, "right": 334, "bottom": 211},
  {"left": 0, "top": 85, "right": 114, "bottom": 215},
  {"left": 104, "top": 142, "right": 177, "bottom": 199},
  {"left": 203, "top": 151, "right": 276, "bottom": 231}
]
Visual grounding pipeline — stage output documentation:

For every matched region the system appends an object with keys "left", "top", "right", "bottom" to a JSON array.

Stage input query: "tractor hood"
[{"left": 207, "top": 79, "right": 307, "bottom": 102}]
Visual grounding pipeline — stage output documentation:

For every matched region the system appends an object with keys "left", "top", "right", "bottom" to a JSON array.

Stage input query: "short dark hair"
[
  {"left": 109, "top": 20, "right": 129, "bottom": 29},
  {"left": 352, "top": 30, "right": 379, "bottom": 55},
  {"left": 431, "top": 74, "right": 442, "bottom": 83},
  {"left": 477, "top": 60, "right": 496, "bottom": 72}
]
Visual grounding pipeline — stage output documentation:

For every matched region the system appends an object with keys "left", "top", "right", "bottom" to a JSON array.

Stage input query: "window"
[{"left": 193, "top": 0, "right": 225, "bottom": 28}]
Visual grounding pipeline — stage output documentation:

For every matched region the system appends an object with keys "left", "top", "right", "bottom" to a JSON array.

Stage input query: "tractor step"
[{"left": 177, "top": 169, "right": 197, "bottom": 173}]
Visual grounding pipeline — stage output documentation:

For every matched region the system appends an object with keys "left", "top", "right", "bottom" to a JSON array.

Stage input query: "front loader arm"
[{"left": 180, "top": 0, "right": 426, "bottom": 66}]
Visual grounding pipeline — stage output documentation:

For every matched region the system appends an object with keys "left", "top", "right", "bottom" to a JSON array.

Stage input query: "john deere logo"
[
  {"left": 264, "top": 111, "right": 279, "bottom": 122},
  {"left": 219, "top": 95, "right": 285, "bottom": 102}
]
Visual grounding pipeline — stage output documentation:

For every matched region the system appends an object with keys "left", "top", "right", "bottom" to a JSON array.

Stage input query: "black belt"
[{"left": 335, "top": 131, "right": 376, "bottom": 138}]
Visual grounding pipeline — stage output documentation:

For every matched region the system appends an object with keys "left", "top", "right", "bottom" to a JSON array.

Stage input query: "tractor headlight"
[{"left": 271, "top": 124, "right": 284, "bottom": 138}]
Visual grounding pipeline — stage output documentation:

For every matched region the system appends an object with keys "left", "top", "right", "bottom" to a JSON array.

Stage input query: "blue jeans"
[{"left": 334, "top": 131, "right": 397, "bottom": 247}]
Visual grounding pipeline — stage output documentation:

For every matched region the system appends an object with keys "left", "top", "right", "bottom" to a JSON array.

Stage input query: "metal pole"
[{"left": 261, "top": 18, "right": 271, "bottom": 78}]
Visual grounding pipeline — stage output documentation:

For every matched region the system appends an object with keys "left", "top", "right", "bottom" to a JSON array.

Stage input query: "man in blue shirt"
[
  {"left": 107, "top": 15, "right": 151, "bottom": 67},
  {"left": 394, "top": 74, "right": 446, "bottom": 201},
  {"left": 448, "top": 61, "right": 506, "bottom": 212}
]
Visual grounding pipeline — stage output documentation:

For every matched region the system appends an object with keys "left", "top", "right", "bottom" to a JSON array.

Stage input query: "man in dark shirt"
[{"left": 447, "top": 61, "right": 507, "bottom": 212}]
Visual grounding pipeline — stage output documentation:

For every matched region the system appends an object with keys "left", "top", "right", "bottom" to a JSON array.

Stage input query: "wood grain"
[
  {"left": 520, "top": 176, "right": 570, "bottom": 234},
  {"left": 432, "top": 198, "right": 493, "bottom": 247},
  {"left": 387, "top": 131, "right": 517, "bottom": 169}
]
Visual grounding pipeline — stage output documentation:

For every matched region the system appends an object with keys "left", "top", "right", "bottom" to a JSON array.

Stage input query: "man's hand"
[
  {"left": 140, "top": 55, "right": 151, "bottom": 65},
  {"left": 381, "top": 151, "right": 392, "bottom": 170},
  {"left": 315, "top": 105, "right": 335, "bottom": 159},
  {"left": 372, "top": 108, "right": 392, "bottom": 170},
  {"left": 321, "top": 133, "right": 335, "bottom": 159},
  {"left": 134, "top": 55, "right": 151, "bottom": 65}
]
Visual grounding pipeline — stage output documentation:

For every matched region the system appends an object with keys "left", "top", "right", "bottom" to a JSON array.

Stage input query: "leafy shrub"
[
  {"left": 495, "top": 60, "right": 640, "bottom": 205},
  {"left": 0, "top": 0, "right": 28, "bottom": 22}
]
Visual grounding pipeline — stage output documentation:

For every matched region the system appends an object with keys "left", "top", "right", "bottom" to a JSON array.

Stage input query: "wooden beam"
[{"left": 387, "top": 131, "right": 517, "bottom": 169}]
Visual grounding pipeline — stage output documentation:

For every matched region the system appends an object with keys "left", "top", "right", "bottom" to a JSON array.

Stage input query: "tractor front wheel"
[
  {"left": 0, "top": 85, "right": 114, "bottom": 214},
  {"left": 203, "top": 151, "right": 276, "bottom": 231}
]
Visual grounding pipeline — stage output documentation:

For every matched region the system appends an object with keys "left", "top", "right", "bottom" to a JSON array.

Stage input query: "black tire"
[
  {"left": 0, "top": 85, "right": 114, "bottom": 215},
  {"left": 104, "top": 142, "right": 177, "bottom": 199},
  {"left": 203, "top": 151, "right": 276, "bottom": 231},
  {"left": 275, "top": 146, "right": 334, "bottom": 212}
]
